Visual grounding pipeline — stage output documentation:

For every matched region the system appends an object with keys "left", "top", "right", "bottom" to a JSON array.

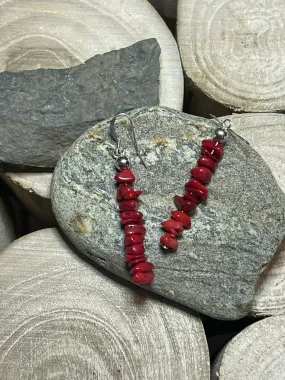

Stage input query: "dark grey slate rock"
[
  {"left": 0, "top": 39, "right": 160, "bottom": 170},
  {"left": 51, "top": 106, "right": 285, "bottom": 320}
]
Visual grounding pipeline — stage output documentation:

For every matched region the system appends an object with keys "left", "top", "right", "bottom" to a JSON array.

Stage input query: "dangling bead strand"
[
  {"left": 160, "top": 123, "right": 229, "bottom": 251},
  {"left": 115, "top": 156, "right": 154, "bottom": 284}
]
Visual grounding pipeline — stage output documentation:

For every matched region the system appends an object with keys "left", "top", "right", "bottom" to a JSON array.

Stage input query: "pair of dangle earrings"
[{"left": 110, "top": 113, "right": 231, "bottom": 285}]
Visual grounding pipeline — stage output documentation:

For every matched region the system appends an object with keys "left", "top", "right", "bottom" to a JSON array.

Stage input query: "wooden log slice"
[
  {"left": 0, "top": 228, "right": 209, "bottom": 379},
  {"left": 220, "top": 113, "right": 285, "bottom": 317},
  {"left": 178, "top": 0, "right": 285, "bottom": 113},
  {"left": 211, "top": 315, "right": 285, "bottom": 380},
  {"left": 1, "top": 0, "right": 183, "bottom": 226}
]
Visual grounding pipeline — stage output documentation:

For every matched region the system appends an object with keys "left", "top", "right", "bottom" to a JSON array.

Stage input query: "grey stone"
[
  {"left": 51, "top": 106, "right": 285, "bottom": 320},
  {"left": 0, "top": 39, "right": 160, "bottom": 170}
]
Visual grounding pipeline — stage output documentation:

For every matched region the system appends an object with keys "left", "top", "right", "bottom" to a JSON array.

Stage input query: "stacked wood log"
[
  {"left": 0, "top": 228, "right": 210, "bottom": 379},
  {"left": 177, "top": 0, "right": 285, "bottom": 116}
]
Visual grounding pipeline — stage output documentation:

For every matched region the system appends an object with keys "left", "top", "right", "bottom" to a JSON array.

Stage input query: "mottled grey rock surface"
[
  {"left": 51, "top": 107, "right": 285, "bottom": 320},
  {"left": 0, "top": 39, "right": 160, "bottom": 170}
]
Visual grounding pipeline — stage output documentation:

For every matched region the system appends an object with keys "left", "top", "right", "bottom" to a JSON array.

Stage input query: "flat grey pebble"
[{"left": 51, "top": 106, "right": 285, "bottom": 320}]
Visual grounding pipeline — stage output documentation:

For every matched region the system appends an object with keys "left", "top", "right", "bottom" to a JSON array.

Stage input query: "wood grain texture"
[
  {"left": 178, "top": 0, "right": 285, "bottom": 112},
  {"left": 0, "top": 228, "right": 210, "bottom": 380},
  {"left": 0, "top": 195, "right": 15, "bottom": 251},
  {"left": 211, "top": 316, "right": 285, "bottom": 380},
  {"left": 1, "top": 0, "right": 183, "bottom": 225},
  {"left": 219, "top": 114, "right": 285, "bottom": 317}
]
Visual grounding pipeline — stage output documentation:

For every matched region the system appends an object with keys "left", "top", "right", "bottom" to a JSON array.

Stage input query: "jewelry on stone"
[
  {"left": 110, "top": 113, "right": 155, "bottom": 284},
  {"left": 160, "top": 116, "right": 231, "bottom": 251}
]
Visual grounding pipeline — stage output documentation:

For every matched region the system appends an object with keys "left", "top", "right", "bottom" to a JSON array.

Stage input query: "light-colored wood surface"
[
  {"left": 178, "top": 0, "right": 285, "bottom": 113},
  {"left": 1, "top": 0, "right": 183, "bottom": 225},
  {"left": 211, "top": 316, "right": 285, "bottom": 380},
  {"left": 221, "top": 114, "right": 285, "bottom": 317},
  {"left": 0, "top": 228, "right": 209, "bottom": 380},
  {"left": 0, "top": 195, "right": 15, "bottom": 251}
]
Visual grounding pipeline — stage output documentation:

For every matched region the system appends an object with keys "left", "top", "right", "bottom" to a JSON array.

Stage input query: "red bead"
[
  {"left": 117, "top": 184, "right": 137, "bottom": 200},
  {"left": 171, "top": 211, "right": 191, "bottom": 228},
  {"left": 119, "top": 200, "right": 137, "bottom": 211},
  {"left": 161, "top": 219, "right": 184, "bottom": 233},
  {"left": 190, "top": 167, "right": 212, "bottom": 184},
  {"left": 183, "top": 191, "right": 200, "bottom": 204},
  {"left": 174, "top": 195, "right": 197, "bottom": 215},
  {"left": 125, "top": 243, "right": 145, "bottom": 255},
  {"left": 164, "top": 227, "right": 181, "bottom": 237},
  {"left": 128, "top": 256, "right": 148, "bottom": 266},
  {"left": 120, "top": 218, "right": 145, "bottom": 225},
  {"left": 201, "top": 147, "right": 219, "bottom": 162},
  {"left": 185, "top": 178, "right": 208, "bottom": 194},
  {"left": 197, "top": 155, "right": 216, "bottom": 171},
  {"left": 126, "top": 254, "right": 146, "bottom": 262},
  {"left": 186, "top": 188, "right": 207, "bottom": 202},
  {"left": 124, "top": 234, "right": 144, "bottom": 246},
  {"left": 201, "top": 139, "right": 223, "bottom": 160},
  {"left": 125, "top": 225, "right": 146, "bottom": 236},
  {"left": 130, "top": 262, "right": 155, "bottom": 274},
  {"left": 120, "top": 211, "right": 143, "bottom": 220},
  {"left": 132, "top": 272, "right": 154, "bottom": 284},
  {"left": 160, "top": 233, "right": 178, "bottom": 250},
  {"left": 114, "top": 168, "right": 135, "bottom": 183}
]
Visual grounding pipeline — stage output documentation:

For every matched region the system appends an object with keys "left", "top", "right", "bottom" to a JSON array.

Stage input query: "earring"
[
  {"left": 160, "top": 117, "right": 231, "bottom": 251},
  {"left": 110, "top": 113, "right": 155, "bottom": 284}
]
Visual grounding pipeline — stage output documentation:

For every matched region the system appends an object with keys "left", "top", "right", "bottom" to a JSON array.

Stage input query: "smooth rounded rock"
[{"left": 51, "top": 106, "right": 285, "bottom": 320}]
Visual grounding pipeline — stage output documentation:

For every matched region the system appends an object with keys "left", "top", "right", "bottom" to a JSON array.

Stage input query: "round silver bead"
[
  {"left": 116, "top": 156, "right": 130, "bottom": 170},
  {"left": 215, "top": 128, "right": 228, "bottom": 141}
]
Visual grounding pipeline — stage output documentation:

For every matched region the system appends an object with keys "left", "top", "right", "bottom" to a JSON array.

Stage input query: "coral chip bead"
[
  {"left": 124, "top": 225, "right": 146, "bottom": 236},
  {"left": 124, "top": 234, "right": 144, "bottom": 246},
  {"left": 120, "top": 211, "right": 143, "bottom": 220},
  {"left": 183, "top": 191, "right": 200, "bottom": 204},
  {"left": 171, "top": 211, "right": 191, "bottom": 228},
  {"left": 119, "top": 200, "right": 137, "bottom": 211},
  {"left": 114, "top": 168, "right": 135, "bottom": 183},
  {"left": 197, "top": 155, "right": 216, "bottom": 171},
  {"left": 190, "top": 167, "right": 212, "bottom": 184},
  {"left": 126, "top": 254, "right": 146, "bottom": 262},
  {"left": 201, "top": 139, "right": 223, "bottom": 160},
  {"left": 120, "top": 218, "right": 145, "bottom": 225},
  {"left": 185, "top": 178, "right": 208, "bottom": 194},
  {"left": 186, "top": 188, "right": 207, "bottom": 202},
  {"left": 161, "top": 219, "right": 184, "bottom": 233},
  {"left": 160, "top": 233, "right": 178, "bottom": 250},
  {"left": 132, "top": 272, "right": 154, "bottom": 284},
  {"left": 164, "top": 227, "right": 181, "bottom": 237},
  {"left": 125, "top": 243, "right": 145, "bottom": 255},
  {"left": 116, "top": 184, "right": 141, "bottom": 200},
  {"left": 130, "top": 262, "right": 155, "bottom": 274},
  {"left": 127, "top": 256, "right": 148, "bottom": 266},
  {"left": 174, "top": 195, "right": 197, "bottom": 215}
]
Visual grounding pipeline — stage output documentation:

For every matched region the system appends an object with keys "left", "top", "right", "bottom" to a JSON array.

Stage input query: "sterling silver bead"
[
  {"left": 215, "top": 128, "right": 228, "bottom": 141},
  {"left": 116, "top": 156, "right": 130, "bottom": 170}
]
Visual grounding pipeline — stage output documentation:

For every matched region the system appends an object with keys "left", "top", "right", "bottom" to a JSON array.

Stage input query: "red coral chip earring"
[
  {"left": 160, "top": 117, "right": 231, "bottom": 251},
  {"left": 110, "top": 113, "right": 155, "bottom": 284}
]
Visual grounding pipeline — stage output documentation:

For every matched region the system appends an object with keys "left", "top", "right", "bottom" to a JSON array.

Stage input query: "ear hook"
[
  {"left": 210, "top": 114, "right": 231, "bottom": 130},
  {"left": 110, "top": 113, "right": 147, "bottom": 169}
]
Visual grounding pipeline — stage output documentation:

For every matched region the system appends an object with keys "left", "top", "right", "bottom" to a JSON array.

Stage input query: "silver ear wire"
[
  {"left": 210, "top": 114, "right": 231, "bottom": 142},
  {"left": 110, "top": 113, "right": 147, "bottom": 169}
]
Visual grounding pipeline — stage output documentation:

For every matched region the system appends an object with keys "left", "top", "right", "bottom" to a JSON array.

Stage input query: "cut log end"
[
  {"left": 178, "top": 0, "right": 285, "bottom": 112},
  {"left": 0, "top": 228, "right": 209, "bottom": 380}
]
